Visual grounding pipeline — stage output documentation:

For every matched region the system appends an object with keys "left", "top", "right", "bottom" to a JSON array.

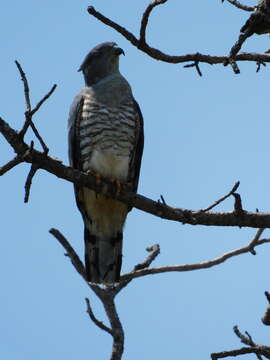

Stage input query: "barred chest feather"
[{"left": 79, "top": 94, "right": 137, "bottom": 180}]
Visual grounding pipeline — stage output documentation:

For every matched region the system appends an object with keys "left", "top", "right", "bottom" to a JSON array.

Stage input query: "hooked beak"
[{"left": 114, "top": 47, "right": 125, "bottom": 56}]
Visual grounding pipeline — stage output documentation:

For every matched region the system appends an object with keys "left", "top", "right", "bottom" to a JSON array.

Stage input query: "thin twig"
[
  {"left": 49, "top": 228, "right": 87, "bottom": 279},
  {"left": 248, "top": 228, "right": 264, "bottom": 255},
  {"left": 233, "top": 326, "right": 264, "bottom": 360},
  {"left": 28, "top": 121, "right": 49, "bottom": 154},
  {"left": 233, "top": 325, "right": 256, "bottom": 346},
  {"left": 15, "top": 60, "right": 31, "bottom": 112},
  {"left": 85, "top": 297, "right": 113, "bottom": 335},
  {"left": 222, "top": 0, "right": 255, "bottom": 12},
  {"left": 15, "top": 61, "right": 50, "bottom": 153},
  {"left": 31, "top": 84, "right": 57, "bottom": 116},
  {"left": 24, "top": 164, "right": 38, "bottom": 203},
  {"left": 0, "top": 156, "right": 23, "bottom": 175},
  {"left": 200, "top": 181, "right": 240, "bottom": 213},
  {"left": 120, "top": 238, "right": 270, "bottom": 281},
  {"left": 184, "top": 61, "right": 203, "bottom": 76},
  {"left": 140, "top": 0, "right": 167, "bottom": 44},
  {"left": 134, "top": 244, "right": 160, "bottom": 271}
]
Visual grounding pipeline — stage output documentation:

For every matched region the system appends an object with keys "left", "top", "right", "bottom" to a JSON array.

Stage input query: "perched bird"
[{"left": 68, "top": 42, "right": 144, "bottom": 284}]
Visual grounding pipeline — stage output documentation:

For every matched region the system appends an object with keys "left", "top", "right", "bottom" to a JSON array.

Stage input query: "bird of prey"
[{"left": 68, "top": 42, "right": 144, "bottom": 284}]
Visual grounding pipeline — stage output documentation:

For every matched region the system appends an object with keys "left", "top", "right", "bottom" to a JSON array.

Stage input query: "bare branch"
[
  {"left": 15, "top": 60, "right": 31, "bottom": 112},
  {"left": 222, "top": 0, "right": 255, "bottom": 12},
  {"left": 3, "top": 117, "right": 270, "bottom": 229},
  {"left": 211, "top": 347, "right": 266, "bottom": 359},
  {"left": 0, "top": 156, "right": 23, "bottom": 175},
  {"left": 85, "top": 297, "right": 113, "bottom": 335},
  {"left": 87, "top": 5, "right": 270, "bottom": 69},
  {"left": 49, "top": 228, "right": 87, "bottom": 280},
  {"left": 200, "top": 181, "right": 240, "bottom": 212},
  {"left": 140, "top": 0, "right": 168, "bottom": 44},
  {"left": 87, "top": 6, "right": 138, "bottom": 46},
  {"left": 233, "top": 326, "right": 264, "bottom": 360},
  {"left": 102, "top": 296, "right": 125, "bottom": 360},
  {"left": 134, "top": 244, "right": 160, "bottom": 271},
  {"left": 248, "top": 228, "right": 264, "bottom": 254},
  {"left": 28, "top": 121, "right": 49, "bottom": 154},
  {"left": 14, "top": 61, "right": 50, "bottom": 153},
  {"left": 31, "top": 84, "right": 57, "bottom": 116},
  {"left": 229, "top": 29, "right": 253, "bottom": 60},
  {"left": 24, "top": 164, "right": 38, "bottom": 203},
  {"left": 233, "top": 325, "right": 256, "bottom": 346},
  {"left": 183, "top": 61, "right": 203, "bottom": 76},
  {"left": 120, "top": 238, "right": 270, "bottom": 281}
]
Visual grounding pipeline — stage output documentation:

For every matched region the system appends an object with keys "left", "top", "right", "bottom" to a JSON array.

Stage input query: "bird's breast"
[{"left": 79, "top": 96, "right": 136, "bottom": 180}]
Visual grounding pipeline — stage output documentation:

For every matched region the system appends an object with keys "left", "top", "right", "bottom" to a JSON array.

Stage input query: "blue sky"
[{"left": 1, "top": 0, "right": 270, "bottom": 359}]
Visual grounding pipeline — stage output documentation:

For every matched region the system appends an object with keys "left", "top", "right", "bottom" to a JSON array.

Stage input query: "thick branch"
[{"left": 3, "top": 116, "right": 270, "bottom": 228}]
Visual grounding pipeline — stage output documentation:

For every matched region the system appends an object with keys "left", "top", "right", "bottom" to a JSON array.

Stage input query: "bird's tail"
[{"left": 84, "top": 226, "right": 123, "bottom": 284}]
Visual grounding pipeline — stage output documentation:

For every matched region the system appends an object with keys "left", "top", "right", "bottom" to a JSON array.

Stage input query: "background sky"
[{"left": 1, "top": 1, "right": 270, "bottom": 359}]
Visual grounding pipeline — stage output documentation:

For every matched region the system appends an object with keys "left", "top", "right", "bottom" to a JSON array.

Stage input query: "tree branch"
[
  {"left": 3, "top": 115, "right": 270, "bottom": 228},
  {"left": 120, "top": 236, "right": 270, "bottom": 282},
  {"left": 134, "top": 244, "right": 160, "bottom": 271},
  {"left": 24, "top": 163, "right": 38, "bottom": 203},
  {"left": 211, "top": 347, "right": 267, "bottom": 359},
  {"left": 87, "top": 5, "right": 270, "bottom": 70},
  {"left": 0, "top": 156, "right": 23, "bottom": 175},
  {"left": 140, "top": 0, "right": 168, "bottom": 44},
  {"left": 85, "top": 297, "right": 113, "bottom": 335},
  {"left": 15, "top": 61, "right": 54, "bottom": 154},
  {"left": 49, "top": 228, "right": 87, "bottom": 280},
  {"left": 222, "top": 0, "right": 255, "bottom": 12},
  {"left": 199, "top": 181, "right": 240, "bottom": 212}
]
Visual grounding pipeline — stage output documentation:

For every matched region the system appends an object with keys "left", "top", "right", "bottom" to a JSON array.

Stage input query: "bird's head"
[{"left": 78, "top": 42, "right": 125, "bottom": 86}]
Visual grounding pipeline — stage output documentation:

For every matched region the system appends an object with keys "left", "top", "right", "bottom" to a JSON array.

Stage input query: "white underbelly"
[{"left": 90, "top": 148, "right": 130, "bottom": 180}]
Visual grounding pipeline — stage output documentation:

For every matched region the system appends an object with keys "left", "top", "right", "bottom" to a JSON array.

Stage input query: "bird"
[{"left": 68, "top": 42, "right": 144, "bottom": 284}]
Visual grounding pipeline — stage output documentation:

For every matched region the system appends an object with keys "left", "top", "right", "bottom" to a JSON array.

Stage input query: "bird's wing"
[
  {"left": 68, "top": 93, "right": 89, "bottom": 220},
  {"left": 127, "top": 98, "right": 144, "bottom": 194}
]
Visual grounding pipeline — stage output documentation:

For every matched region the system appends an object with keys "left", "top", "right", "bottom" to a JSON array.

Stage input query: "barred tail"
[{"left": 84, "top": 225, "right": 123, "bottom": 284}]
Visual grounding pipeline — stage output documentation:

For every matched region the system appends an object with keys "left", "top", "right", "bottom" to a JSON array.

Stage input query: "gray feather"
[{"left": 68, "top": 42, "right": 144, "bottom": 283}]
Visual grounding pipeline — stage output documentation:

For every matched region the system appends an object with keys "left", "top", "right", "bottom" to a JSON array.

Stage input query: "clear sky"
[{"left": 1, "top": 1, "right": 270, "bottom": 359}]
